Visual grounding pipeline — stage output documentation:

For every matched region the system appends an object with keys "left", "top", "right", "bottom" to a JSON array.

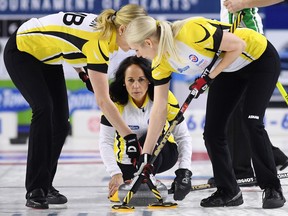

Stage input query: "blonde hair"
[
  {"left": 95, "top": 4, "right": 147, "bottom": 40},
  {"left": 125, "top": 16, "right": 186, "bottom": 65}
]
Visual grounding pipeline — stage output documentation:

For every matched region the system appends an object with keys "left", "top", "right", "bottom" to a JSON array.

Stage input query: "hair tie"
[
  {"left": 156, "top": 20, "right": 160, "bottom": 27},
  {"left": 111, "top": 11, "right": 117, "bottom": 23}
]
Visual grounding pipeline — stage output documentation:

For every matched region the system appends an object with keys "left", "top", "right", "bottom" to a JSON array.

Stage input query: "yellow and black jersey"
[
  {"left": 152, "top": 17, "right": 267, "bottom": 85},
  {"left": 16, "top": 12, "right": 119, "bottom": 73},
  {"left": 99, "top": 91, "right": 180, "bottom": 165}
]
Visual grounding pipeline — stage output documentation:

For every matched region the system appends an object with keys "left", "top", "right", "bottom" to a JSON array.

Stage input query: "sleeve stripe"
[
  {"left": 153, "top": 76, "right": 171, "bottom": 86},
  {"left": 100, "top": 115, "right": 112, "bottom": 126},
  {"left": 88, "top": 63, "right": 108, "bottom": 73}
]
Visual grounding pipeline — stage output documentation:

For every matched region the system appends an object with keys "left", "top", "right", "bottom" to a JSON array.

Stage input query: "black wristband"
[{"left": 79, "top": 71, "right": 89, "bottom": 82}]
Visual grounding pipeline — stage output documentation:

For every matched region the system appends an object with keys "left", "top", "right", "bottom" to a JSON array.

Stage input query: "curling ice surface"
[{"left": 0, "top": 136, "right": 287, "bottom": 216}]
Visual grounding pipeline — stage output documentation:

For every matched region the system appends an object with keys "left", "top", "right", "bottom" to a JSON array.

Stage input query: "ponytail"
[
  {"left": 95, "top": 4, "right": 147, "bottom": 40},
  {"left": 125, "top": 16, "right": 182, "bottom": 65}
]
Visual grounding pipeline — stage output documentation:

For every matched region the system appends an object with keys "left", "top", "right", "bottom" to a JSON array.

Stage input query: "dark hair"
[{"left": 109, "top": 56, "right": 154, "bottom": 105}]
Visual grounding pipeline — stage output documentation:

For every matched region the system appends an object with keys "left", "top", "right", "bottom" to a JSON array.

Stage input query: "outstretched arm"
[
  {"left": 99, "top": 123, "right": 124, "bottom": 197},
  {"left": 173, "top": 121, "right": 192, "bottom": 169},
  {"left": 142, "top": 82, "right": 170, "bottom": 154},
  {"left": 88, "top": 69, "right": 132, "bottom": 137},
  {"left": 224, "top": 0, "right": 284, "bottom": 13},
  {"left": 208, "top": 31, "right": 246, "bottom": 79},
  {"left": 99, "top": 123, "right": 121, "bottom": 177}
]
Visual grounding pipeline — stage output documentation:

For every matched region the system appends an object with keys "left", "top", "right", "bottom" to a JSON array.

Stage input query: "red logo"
[{"left": 88, "top": 117, "right": 100, "bottom": 132}]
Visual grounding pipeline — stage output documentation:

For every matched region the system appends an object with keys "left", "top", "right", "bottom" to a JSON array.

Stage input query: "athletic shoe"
[
  {"left": 26, "top": 188, "right": 48, "bottom": 209},
  {"left": 200, "top": 188, "right": 243, "bottom": 207},
  {"left": 262, "top": 187, "right": 286, "bottom": 209},
  {"left": 47, "top": 186, "right": 68, "bottom": 204}
]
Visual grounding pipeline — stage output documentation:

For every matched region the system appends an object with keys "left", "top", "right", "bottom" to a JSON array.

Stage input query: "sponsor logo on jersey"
[
  {"left": 90, "top": 19, "right": 97, "bottom": 27},
  {"left": 177, "top": 65, "right": 190, "bottom": 73},
  {"left": 128, "top": 125, "right": 140, "bottom": 130},
  {"left": 189, "top": 54, "right": 198, "bottom": 62}
]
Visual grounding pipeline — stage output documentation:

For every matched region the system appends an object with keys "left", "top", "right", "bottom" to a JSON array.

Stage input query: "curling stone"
[{"left": 118, "top": 180, "right": 168, "bottom": 206}]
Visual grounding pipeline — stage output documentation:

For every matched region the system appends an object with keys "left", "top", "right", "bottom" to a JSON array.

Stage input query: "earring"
[{"left": 123, "top": 83, "right": 125, "bottom": 86}]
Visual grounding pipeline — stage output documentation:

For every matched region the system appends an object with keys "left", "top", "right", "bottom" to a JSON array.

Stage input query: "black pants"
[
  {"left": 204, "top": 41, "right": 281, "bottom": 195},
  {"left": 4, "top": 32, "right": 70, "bottom": 195},
  {"left": 226, "top": 97, "right": 254, "bottom": 179},
  {"left": 227, "top": 97, "right": 288, "bottom": 179},
  {"left": 118, "top": 141, "right": 178, "bottom": 181}
]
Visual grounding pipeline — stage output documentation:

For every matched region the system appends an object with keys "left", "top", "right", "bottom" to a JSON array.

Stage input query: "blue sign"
[
  {"left": 263, "top": 3, "right": 288, "bottom": 29},
  {"left": 0, "top": 88, "right": 29, "bottom": 112},
  {"left": 67, "top": 89, "right": 99, "bottom": 114},
  {"left": 0, "top": 88, "right": 99, "bottom": 114},
  {"left": 0, "top": 0, "right": 220, "bottom": 16}
]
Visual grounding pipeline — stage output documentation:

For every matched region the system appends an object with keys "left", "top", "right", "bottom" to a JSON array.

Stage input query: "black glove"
[
  {"left": 124, "top": 134, "right": 141, "bottom": 163},
  {"left": 170, "top": 168, "right": 192, "bottom": 201},
  {"left": 136, "top": 153, "right": 154, "bottom": 178},
  {"left": 79, "top": 71, "right": 94, "bottom": 92},
  {"left": 189, "top": 75, "right": 213, "bottom": 98}
]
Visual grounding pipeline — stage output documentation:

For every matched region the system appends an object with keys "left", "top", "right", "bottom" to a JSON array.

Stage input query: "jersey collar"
[
  {"left": 109, "top": 31, "right": 119, "bottom": 53},
  {"left": 128, "top": 94, "right": 150, "bottom": 110}
]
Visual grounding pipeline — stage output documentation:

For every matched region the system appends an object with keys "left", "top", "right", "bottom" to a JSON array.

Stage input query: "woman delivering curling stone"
[{"left": 99, "top": 56, "right": 193, "bottom": 203}]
